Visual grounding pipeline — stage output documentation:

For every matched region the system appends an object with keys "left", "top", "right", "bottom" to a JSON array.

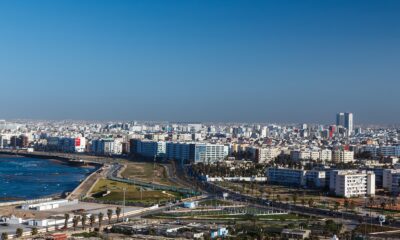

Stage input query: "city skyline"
[{"left": 1, "top": 1, "right": 400, "bottom": 123}]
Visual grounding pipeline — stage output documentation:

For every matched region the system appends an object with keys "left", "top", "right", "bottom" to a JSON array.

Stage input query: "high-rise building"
[
  {"left": 336, "top": 112, "right": 354, "bottom": 135},
  {"left": 336, "top": 113, "right": 345, "bottom": 126},
  {"left": 344, "top": 112, "right": 353, "bottom": 135}
]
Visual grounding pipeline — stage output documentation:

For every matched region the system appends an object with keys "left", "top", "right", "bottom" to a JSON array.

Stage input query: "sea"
[{"left": 0, "top": 156, "right": 95, "bottom": 202}]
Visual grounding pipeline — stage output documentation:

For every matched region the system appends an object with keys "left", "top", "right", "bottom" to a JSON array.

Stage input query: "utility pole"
[
  {"left": 152, "top": 155, "right": 156, "bottom": 190},
  {"left": 123, "top": 187, "right": 126, "bottom": 222}
]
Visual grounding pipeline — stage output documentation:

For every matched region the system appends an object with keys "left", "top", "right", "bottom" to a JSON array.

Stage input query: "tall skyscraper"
[
  {"left": 336, "top": 112, "right": 354, "bottom": 136},
  {"left": 336, "top": 113, "right": 345, "bottom": 126},
  {"left": 344, "top": 112, "right": 353, "bottom": 135}
]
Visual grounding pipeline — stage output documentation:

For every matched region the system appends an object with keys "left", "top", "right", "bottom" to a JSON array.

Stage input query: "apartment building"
[
  {"left": 332, "top": 150, "right": 354, "bottom": 163},
  {"left": 329, "top": 170, "right": 375, "bottom": 197},
  {"left": 267, "top": 167, "right": 306, "bottom": 186},
  {"left": 256, "top": 147, "right": 280, "bottom": 163}
]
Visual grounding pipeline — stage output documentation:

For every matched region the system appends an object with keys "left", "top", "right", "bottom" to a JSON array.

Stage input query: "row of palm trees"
[
  {"left": 0, "top": 207, "right": 123, "bottom": 240},
  {"left": 66, "top": 207, "right": 123, "bottom": 231},
  {"left": 1, "top": 227, "right": 37, "bottom": 240}
]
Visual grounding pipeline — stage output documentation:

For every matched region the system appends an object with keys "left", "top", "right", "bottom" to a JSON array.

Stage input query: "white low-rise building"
[
  {"left": 22, "top": 199, "right": 78, "bottom": 211},
  {"left": 28, "top": 217, "right": 67, "bottom": 227}
]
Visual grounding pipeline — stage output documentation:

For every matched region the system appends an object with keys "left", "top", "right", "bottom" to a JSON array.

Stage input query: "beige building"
[{"left": 332, "top": 150, "right": 354, "bottom": 163}]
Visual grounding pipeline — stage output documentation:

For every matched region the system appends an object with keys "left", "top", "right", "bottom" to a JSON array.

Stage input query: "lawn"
[{"left": 89, "top": 179, "right": 183, "bottom": 205}]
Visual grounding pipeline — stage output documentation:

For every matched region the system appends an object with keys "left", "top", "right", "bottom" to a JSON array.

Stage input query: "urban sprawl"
[{"left": 2, "top": 113, "right": 400, "bottom": 239}]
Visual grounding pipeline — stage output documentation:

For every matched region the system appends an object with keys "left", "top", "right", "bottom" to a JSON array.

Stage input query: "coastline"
[{"left": 0, "top": 151, "right": 103, "bottom": 202}]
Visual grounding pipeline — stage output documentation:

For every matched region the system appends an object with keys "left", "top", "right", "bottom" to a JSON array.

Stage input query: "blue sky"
[{"left": 0, "top": 1, "right": 399, "bottom": 124}]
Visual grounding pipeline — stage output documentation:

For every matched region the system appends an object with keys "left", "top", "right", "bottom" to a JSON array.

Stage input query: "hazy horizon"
[{"left": 1, "top": 1, "right": 399, "bottom": 124}]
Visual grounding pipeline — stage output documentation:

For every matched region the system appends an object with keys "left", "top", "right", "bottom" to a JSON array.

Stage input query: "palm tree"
[
  {"left": 292, "top": 194, "right": 298, "bottom": 205},
  {"left": 334, "top": 201, "right": 340, "bottom": 212},
  {"left": 349, "top": 200, "right": 356, "bottom": 211},
  {"left": 381, "top": 201, "right": 387, "bottom": 212},
  {"left": 344, "top": 199, "right": 350, "bottom": 211},
  {"left": 391, "top": 197, "right": 397, "bottom": 209},
  {"left": 1, "top": 232, "right": 8, "bottom": 240},
  {"left": 72, "top": 216, "right": 80, "bottom": 231},
  {"left": 16, "top": 228, "right": 23, "bottom": 238},
  {"left": 107, "top": 209, "right": 113, "bottom": 224},
  {"left": 89, "top": 214, "right": 96, "bottom": 230},
  {"left": 64, "top": 213, "right": 70, "bottom": 230},
  {"left": 308, "top": 198, "right": 314, "bottom": 208},
  {"left": 301, "top": 198, "right": 306, "bottom": 206},
  {"left": 31, "top": 228, "right": 38, "bottom": 236},
  {"left": 116, "top": 207, "right": 122, "bottom": 222},
  {"left": 98, "top": 212, "right": 104, "bottom": 230},
  {"left": 368, "top": 197, "right": 375, "bottom": 208},
  {"left": 81, "top": 214, "right": 87, "bottom": 230}
]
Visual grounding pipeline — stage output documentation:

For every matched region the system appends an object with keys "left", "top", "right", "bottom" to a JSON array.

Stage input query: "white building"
[
  {"left": 320, "top": 149, "right": 332, "bottom": 162},
  {"left": 257, "top": 147, "right": 280, "bottom": 163},
  {"left": 22, "top": 199, "right": 78, "bottom": 211},
  {"left": 28, "top": 218, "right": 67, "bottom": 227},
  {"left": 344, "top": 112, "right": 353, "bottom": 135},
  {"left": 92, "top": 138, "right": 122, "bottom": 155},
  {"left": 193, "top": 143, "right": 228, "bottom": 163},
  {"left": 329, "top": 170, "right": 375, "bottom": 198}
]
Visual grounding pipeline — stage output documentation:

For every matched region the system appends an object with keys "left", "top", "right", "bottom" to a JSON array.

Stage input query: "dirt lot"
[{"left": 121, "top": 162, "right": 176, "bottom": 186}]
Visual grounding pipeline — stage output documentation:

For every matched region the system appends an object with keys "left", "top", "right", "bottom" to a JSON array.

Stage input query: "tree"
[
  {"left": 381, "top": 201, "right": 387, "bottom": 212},
  {"left": 16, "top": 228, "right": 23, "bottom": 238},
  {"left": 276, "top": 195, "right": 281, "bottom": 203},
  {"left": 301, "top": 199, "right": 306, "bottom": 206},
  {"left": 334, "top": 201, "right": 340, "bottom": 212},
  {"left": 31, "top": 228, "right": 38, "bottom": 236},
  {"left": 116, "top": 207, "right": 122, "bottom": 222},
  {"left": 292, "top": 194, "right": 298, "bottom": 205},
  {"left": 308, "top": 198, "right": 315, "bottom": 208},
  {"left": 98, "top": 212, "right": 104, "bottom": 230},
  {"left": 324, "top": 219, "right": 342, "bottom": 235},
  {"left": 349, "top": 200, "right": 356, "bottom": 210},
  {"left": 344, "top": 199, "right": 350, "bottom": 211},
  {"left": 90, "top": 214, "right": 96, "bottom": 229},
  {"left": 64, "top": 213, "right": 70, "bottom": 230},
  {"left": 107, "top": 209, "right": 113, "bottom": 224},
  {"left": 72, "top": 216, "right": 80, "bottom": 231},
  {"left": 1, "top": 232, "right": 8, "bottom": 240},
  {"left": 81, "top": 214, "right": 87, "bottom": 230},
  {"left": 368, "top": 197, "right": 375, "bottom": 208}
]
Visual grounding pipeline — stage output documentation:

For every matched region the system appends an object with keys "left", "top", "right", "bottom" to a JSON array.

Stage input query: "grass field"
[
  {"left": 89, "top": 179, "right": 183, "bottom": 205},
  {"left": 121, "top": 162, "right": 177, "bottom": 186}
]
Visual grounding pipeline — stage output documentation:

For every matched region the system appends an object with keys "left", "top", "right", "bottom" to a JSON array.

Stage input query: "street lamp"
[{"left": 123, "top": 187, "right": 126, "bottom": 222}]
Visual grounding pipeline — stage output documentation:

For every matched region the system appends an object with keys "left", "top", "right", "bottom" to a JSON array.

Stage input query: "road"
[{"left": 204, "top": 181, "right": 400, "bottom": 228}]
